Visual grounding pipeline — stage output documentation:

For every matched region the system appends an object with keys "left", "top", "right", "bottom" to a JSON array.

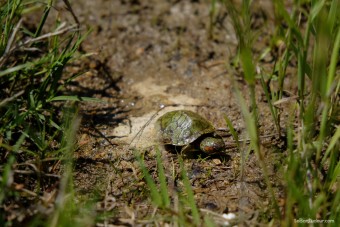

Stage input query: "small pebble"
[{"left": 222, "top": 213, "right": 236, "bottom": 220}]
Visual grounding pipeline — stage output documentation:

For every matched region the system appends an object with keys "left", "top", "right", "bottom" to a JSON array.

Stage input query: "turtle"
[{"left": 155, "top": 110, "right": 225, "bottom": 154}]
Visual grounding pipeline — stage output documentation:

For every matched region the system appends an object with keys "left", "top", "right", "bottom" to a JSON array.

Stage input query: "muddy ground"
[{"left": 57, "top": 0, "right": 295, "bottom": 225}]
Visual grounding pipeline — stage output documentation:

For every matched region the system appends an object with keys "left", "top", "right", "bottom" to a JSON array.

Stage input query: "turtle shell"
[{"left": 155, "top": 110, "right": 216, "bottom": 146}]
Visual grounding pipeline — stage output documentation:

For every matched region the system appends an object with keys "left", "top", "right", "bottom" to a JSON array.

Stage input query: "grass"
[
  {"left": 137, "top": 148, "right": 230, "bottom": 226},
  {"left": 220, "top": 0, "right": 340, "bottom": 225},
  {"left": 0, "top": 0, "right": 92, "bottom": 226},
  {"left": 1, "top": 0, "right": 339, "bottom": 226}
]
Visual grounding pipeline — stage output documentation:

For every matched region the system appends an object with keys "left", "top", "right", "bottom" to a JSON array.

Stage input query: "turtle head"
[{"left": 199, "top": 136, "right": 225, "bottom": 154}]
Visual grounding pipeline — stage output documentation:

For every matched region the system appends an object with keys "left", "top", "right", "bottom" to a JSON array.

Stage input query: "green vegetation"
[
  {"left": 137, "top": 148, "right": 202, "bottom": 225},
  {"left": 1, "top": 0, "right": 339, "bottom": 226},
  {"left": 137, "top": 148, "right": 230, "bottom": 226},
  {"left": 0, "top": 0, "right": 90, "bottom": 226},
  {"left": 215, "top": 0, "right": 340, "bottom": 225}
]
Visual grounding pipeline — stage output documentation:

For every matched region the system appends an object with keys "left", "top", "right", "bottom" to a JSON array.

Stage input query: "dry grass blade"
[
  {"left": 0, "top": 90, "right": 24, "bottom": 108},
  {"left": 0, "top": 22, "right": 79, "bottom": 68},
  {"left": 273, "top": 95, "right": 299, "bottom": 106},
  {"left": 3, "top": 18, "right": 22, "bottom": 56}
]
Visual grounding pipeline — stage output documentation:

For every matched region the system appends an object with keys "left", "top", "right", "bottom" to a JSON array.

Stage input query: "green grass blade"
[
  {"left": 0, "top": 156, "right": 16, "bottom": 204},
  {"left": 327, "top": 0, "right": 339, "bottom": 33},
  {"left": 0, "top": 62, "right": 33, "bottom": 77},
  {"left": 208, "top": 0, "right": 217, "bottom": 39},
  {"left": 156, "top": 148, "right": 170, "bottom": 208},
  {"left": 34, "top": 0, "right": 53, "bottom": 37},
  {"left": 179, "top": 158, "right": 200, "bottom": 226},
  {"left": 223, "top": 114, "right": 239, "bottom": 148},
  {"left": 330, "top": 162, "right": 340, "bottom": 192},
  {"left": 49, "top": 104, "right": 81, "bottom": 227},
  {"left": 204, "top": 216, "right": 217, "bottom": 227},
  {"left": 260, "top": 74, "right": 280, "bottom": 134},
  {"left": 321, "top": 126, "right": 340, "bottom": 165},
  {"left": 48, "top": 95, "right": 104, "bottom": 103},
  {"left": 137, "top": 152, "right": 163, "bottom": 207},
  {"left": 326, "top": 27, "right": 340, "bottom": 95},
  {"left": 310, "top": 0, "right": 326, "bottom": 22},
  {"left": 233, "top": 87, "right": 258, "bottom": 147}
]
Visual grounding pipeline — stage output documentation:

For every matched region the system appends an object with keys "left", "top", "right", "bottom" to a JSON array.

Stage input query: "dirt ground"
[{"left": 58, "top": 0, "right": 293, "bottom": 225}]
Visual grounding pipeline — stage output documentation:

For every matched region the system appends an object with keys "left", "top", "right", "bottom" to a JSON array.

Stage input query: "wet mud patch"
[{"left": 63, "top": 0, "right": 289, "bottom": 225}]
